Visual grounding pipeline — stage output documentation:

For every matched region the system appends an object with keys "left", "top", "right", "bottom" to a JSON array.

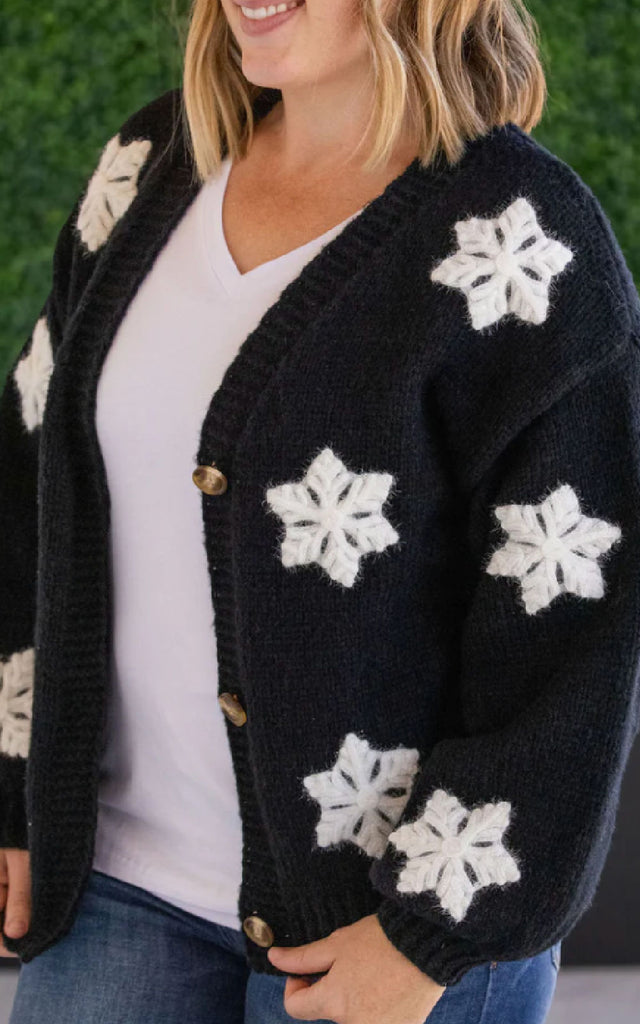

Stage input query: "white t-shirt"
[{"left": 93, "top": 154, "right": 362, "bottom": 930}]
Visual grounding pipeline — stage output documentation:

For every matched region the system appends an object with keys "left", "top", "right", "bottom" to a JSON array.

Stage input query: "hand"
[
  {"left": 267, "top": 913, "right": 446, "bottom": 1024},
  {"left": 0, "top": 849, "right": 31, "bottom": 958}
]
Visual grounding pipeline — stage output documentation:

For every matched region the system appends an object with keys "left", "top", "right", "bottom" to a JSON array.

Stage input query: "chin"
[{"left": 240, "top": 62, "right": 301, "bottom": 90}]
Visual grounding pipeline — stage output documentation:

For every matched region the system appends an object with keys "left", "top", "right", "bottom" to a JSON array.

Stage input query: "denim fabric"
[{"left": 9, "top": 871, "right": 561, "bottom": 1024}]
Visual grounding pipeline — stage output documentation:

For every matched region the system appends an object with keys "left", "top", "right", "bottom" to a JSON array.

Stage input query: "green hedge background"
[{"left": 1, "top": 1, "right": 638, "bottom": 380}]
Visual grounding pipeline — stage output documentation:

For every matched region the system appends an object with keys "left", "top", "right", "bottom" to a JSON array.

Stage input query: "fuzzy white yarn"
[
  {"left": 430, "top": 196, "right": 573, "bottom": 330},
  {"left": 76, "top": 133, "right": 153, "bottom": 253},
  {"left": 486, "top": 482, "right": 622, "bottom": 615},
  {"left": 302, "top": 732, "right": 420, "bottom": 859},
  {"left": 13, "top": 316, "right": 54, "bottom": 432},
  {"left": 388, "top": 788, "right": 521, "bottom": 922},
  {"left": 0, "top": 647, "right": 34, "bottom": 759},
  {"left": 265, "top": 447, "right": 400, "bottom": 588}
]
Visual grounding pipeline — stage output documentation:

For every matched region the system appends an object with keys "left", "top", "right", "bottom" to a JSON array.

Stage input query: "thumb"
[
  {"left": 267, "top": 934, "right": 337, "bottom": 975},
  {"left": 4, "top": 850, "right": 31, "bottom": 939}
]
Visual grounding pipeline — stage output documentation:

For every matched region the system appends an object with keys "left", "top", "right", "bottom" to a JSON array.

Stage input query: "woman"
[{"left": 1, "top": 1, "right": 639, "bottom": 1022}]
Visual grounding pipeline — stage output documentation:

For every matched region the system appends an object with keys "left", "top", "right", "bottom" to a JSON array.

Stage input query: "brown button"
[
  {"left": 242, "top": 915, "right": 274, "bottom": 947},
  {"left": 192, "top": 463, "right": 228, "bottom": 495},
  {"left": 218, "top": 692, "right": 247, "bottom": 727}
]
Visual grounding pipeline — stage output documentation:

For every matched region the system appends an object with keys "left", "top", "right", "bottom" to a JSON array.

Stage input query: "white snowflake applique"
[
  {"left": 388, "top": 788, "right": 521, "bottom": 923},
  {"left": 430, "top": 196, "right": 573, "bottom": 330},
  {"left": 13, "top": 316, "right": 54, "bottom": 432},
  {"left": 302, "top": 732, "right": 420, "bottom": 859},
  {"left": 0, "top": 647, "right": 35, "bottom": 759},
  {"left": 264, "top": 447, "right": 400, "bottom": 588},
  {"left": 485, "top": 482, "right": 622, "bottom": 615},
  {"left": 76, "top": 133, "right": 153, "bottom": 253}
]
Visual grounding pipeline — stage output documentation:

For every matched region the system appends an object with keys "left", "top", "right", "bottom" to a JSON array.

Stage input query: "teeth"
[{"left": 241, "top": 1, "right": 301, "bottom": 20}]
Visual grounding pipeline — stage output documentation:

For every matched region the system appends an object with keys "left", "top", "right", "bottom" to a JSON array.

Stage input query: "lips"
[{"left": 232, "top": 0, "right": 305, "bottom": 34}]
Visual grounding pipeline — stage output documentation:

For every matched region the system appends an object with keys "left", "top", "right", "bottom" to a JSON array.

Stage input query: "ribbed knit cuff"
[
  {"left": 0, "top": 757, "right": 28, "bottom": 849},
  {"left": 375, "top": 898, "right": 489, "bottom": 988}
]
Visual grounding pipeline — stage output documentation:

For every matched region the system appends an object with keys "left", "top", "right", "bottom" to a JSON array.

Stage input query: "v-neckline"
[
  {"left": 204, "top": 154, "right": 366, "bottom": 296},
  {"left": 53, "top": 84, "right": 512, "bottom": 526}
]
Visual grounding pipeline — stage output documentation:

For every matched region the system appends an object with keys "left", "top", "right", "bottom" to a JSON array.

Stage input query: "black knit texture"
[{"left": 1, "top": 86, "right": 640, "bottom": 987}]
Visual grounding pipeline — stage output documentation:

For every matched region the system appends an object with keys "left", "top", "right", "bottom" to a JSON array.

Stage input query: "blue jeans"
[{"left": 9, "top": 870, "right": 561, "bottom": 1024}]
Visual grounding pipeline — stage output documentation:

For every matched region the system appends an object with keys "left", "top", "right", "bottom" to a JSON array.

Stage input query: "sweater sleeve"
[
  {"left": 0, "top": 290, "right": 63, "bottom": 849},
  {"left": 0, "top": 98, "right": 159, "bottom": 850},
  {"left": 368, "top": 333, "right": 640, "bottom": 987},
  {"left": 0, "top": 173, "right": 102, "bottom": 848}
]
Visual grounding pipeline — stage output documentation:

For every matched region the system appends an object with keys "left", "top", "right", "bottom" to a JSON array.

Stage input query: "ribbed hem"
[
  {"left": 375, "top": 898, "right": 487, "bottom": 987},
  {"left": 242, "top": 882, "right": 384, "bottom": 976},
  {"left": 0, "top": 756, "right": 28, "bottom": 849},
  {"left": 241, "top": 886, "right": 486, "bottom": 984}
]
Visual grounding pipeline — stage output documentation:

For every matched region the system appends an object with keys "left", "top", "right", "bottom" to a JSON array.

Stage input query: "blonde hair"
[{"left": 179, "top": 0, "right": 546, "bottom": 185}]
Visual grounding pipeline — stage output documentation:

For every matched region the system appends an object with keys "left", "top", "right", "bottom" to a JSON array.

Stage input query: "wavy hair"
[{"left": 179, "top": 0, "right": 546, "bottom": 184}]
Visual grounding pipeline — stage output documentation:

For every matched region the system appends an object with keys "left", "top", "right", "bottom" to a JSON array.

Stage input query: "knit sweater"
[{"left": 1, "top": 85, "right": 640, "bottom": 989}]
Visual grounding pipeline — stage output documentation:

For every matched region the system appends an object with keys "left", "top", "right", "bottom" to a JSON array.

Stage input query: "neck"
[{"left": 252, "top": 71, "right": 420, "bottom": 181}]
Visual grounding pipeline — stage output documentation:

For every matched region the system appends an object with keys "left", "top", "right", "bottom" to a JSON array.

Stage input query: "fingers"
[
  {"left": 3, "top": 849, "right": 31, "bottom": 941},
  {"left": 283, "top": 974, "right": 340, "bottom": 1023},
  {"left": 268, "top": 932, "right": 342, "bottom": 1022},
  {"left": 268, "top": 931, "right": 338, "bottom": 975},
  {"left": 0, "top": 851, "right": 17, "bottom": 958}
]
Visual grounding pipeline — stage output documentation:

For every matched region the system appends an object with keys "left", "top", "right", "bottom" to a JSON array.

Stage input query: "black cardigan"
[{"left": 1, "top": 86, "right": 640, "bottom": 988}]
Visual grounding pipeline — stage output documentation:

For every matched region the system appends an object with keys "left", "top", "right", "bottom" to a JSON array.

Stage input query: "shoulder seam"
[{"left": 533, "top": 156, "right": 637, "bottom": 335}]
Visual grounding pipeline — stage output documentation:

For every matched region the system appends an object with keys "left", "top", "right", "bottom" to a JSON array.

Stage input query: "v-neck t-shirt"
[{"left": 92, "top": 154, "right": 364, "bottom": 930}]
